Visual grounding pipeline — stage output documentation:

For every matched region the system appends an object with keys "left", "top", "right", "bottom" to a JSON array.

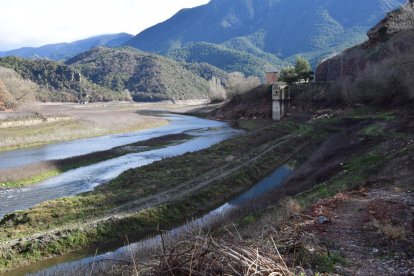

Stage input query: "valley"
[{"left": 0, "top": 0, "right": 413, "bottom": 275}]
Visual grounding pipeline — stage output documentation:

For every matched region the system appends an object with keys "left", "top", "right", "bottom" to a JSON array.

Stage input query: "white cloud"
[{"left": 0, "top": 0, "right": 209, "bottom": 51}]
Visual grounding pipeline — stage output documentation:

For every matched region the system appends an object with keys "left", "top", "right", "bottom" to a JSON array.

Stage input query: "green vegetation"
[
  {"left": 295, "top": 56, "right": 313, "bottom": 80},
  {"left": 0, "top": 120, "right": 321, "bottom": 271},
  {"left": 0, "top": 56, "right": 131, "bottom": 102},
  {"left": 66, "top": 47, "right": 220, "bottom": 101},
  {"left": 294, "top": 110, "right": 404, "bottom": 208},
  {"left": 280, "top": 56, "right": 312, "bottom": 83},
  {"left": 1, "top": 106, "right": 412, "bottom": 272},
  {"left": 167, "top": 42, "right": 279, "bottom": 77},
  {"left": 280, "top": 66, "right": 298, "bottom": 83},
  {"left": 0, "top": 170, "right": 61, "bottom": 189},
  {"left": 126, "top": 0, "right": 402, "bottom": 72}
]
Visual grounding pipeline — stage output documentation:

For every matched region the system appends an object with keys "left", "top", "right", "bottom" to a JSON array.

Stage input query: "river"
[
  {"left": 11, "top": 165, "right": 293, "bottom": 276},
  {"left": 0, "top": 113, "right": 242, "bottom": 218}
]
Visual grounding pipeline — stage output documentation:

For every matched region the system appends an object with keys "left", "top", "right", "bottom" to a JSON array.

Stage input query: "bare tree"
[
  {"left": 225, "top": 72, "right": 260, "bottom": 98},
  {"left": 0, "top": 66, "right": 39, "bottom": 105},
  {"left": 209, "top": 76, "right": 227, "bottom": 102}
]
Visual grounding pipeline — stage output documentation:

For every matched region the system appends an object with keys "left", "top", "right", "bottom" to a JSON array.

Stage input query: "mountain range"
[
  {"left": 0, "top": 33, "right": 133, "bottom": 61},
  {"left": 126, "top": 0, "right": 406, "bottom": 74},
  {"left": 1, "top": 0, "right": 406, "bottom": 77},
  {"left": 0, "top": 0, "right": 408, "bottom": 106}
]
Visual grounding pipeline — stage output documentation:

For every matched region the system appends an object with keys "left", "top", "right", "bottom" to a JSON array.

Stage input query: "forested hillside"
[
  {"left": 0, "top": 57, "right": 131, "bottom": 102},
  {"left": 126, "top": 0, "right": 405, "bottom": 74},
  {"left": 66, "top": 47, "right": 225, "bottom": 101}
]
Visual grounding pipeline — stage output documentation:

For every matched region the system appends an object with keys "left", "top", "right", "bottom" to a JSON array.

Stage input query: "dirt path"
[{"left": 310, "top": 187, "right": 414, "bottom": 275}]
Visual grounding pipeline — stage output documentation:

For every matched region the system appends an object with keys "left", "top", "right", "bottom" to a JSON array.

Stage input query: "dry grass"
[
  {"left": 0, "top": 161, "right": 59, "bottom": 183},
  {"left": 0, "top": 66, "right": 41, "bottom": 109},
  {"left": 284, "top": 198, "right": 303, "bottom": 214},
  {"left": 0, "top": 103, "right": 167, "bottom": 150},
  {"left": 106, "top": 232, "right": 293, "bottom": 276},
  {"left": 366, "top": 219, "right": 407, "bottom": 240},
  {"left": 347, "top": 53, "right": 414, "bottom": 105},
  {"left": 293, "top": 52, "right": 414, "bottom": 108}
]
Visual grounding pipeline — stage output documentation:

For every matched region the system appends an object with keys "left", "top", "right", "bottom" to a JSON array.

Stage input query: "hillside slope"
[
  {"left": 0, "top": 33, "right": 133, "bottom": 61},
  {"left": 126, "top": 0, "right": 405, "bottom": 73},
  {"left": 315, "top": 4, "right": 414, "bottom": 103},
  {"left": 0, "top": 66, "right": 45, "bottom": 109},
  {"left": 166, "top": 42, "right": 281, "bottom": 76},
  {"left": 66, "top": 47, "right": 225, "bottom": 101},
  {"left": 0, "top": 57, "right": 130, "bottom": 102}
]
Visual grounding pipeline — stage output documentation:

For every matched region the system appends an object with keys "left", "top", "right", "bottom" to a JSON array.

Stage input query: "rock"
[
  {"left": 316, "top": 4, "right": 414, "bottom": 82},
  {"left": 316, "top": 216, "right": 331, "bottom": 225}
]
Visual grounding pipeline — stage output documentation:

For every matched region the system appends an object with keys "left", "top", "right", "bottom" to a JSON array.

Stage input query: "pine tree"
[{"left": 294, "top": 56, "right": 312, "bottom": 81}]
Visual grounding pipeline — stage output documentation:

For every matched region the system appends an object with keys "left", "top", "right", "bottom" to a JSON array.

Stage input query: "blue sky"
[{"left": 0, "top": 0, "right": 209, "bottom": 51}]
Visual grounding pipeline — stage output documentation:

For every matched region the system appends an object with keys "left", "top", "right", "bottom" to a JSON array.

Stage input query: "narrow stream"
[
  {"left": 13, "top": 165, "right": 293, "bottom": 276},
  {"left": 0, "top": 114, "right": 242, "bottom": 218}
]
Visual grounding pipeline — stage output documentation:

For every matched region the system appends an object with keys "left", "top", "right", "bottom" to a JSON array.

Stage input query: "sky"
[{"left": 0, "top": 0, "right": 210, "bottom": 51}]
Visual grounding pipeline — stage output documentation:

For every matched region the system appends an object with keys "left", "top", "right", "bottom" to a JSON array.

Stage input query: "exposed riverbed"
[{"left": 0, "top": 114, "right": 242, "bottom": 218}]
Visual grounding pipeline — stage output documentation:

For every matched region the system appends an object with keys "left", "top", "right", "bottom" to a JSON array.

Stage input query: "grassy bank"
[
  {"left": 103, "top": 108, "right": 414, "bottom": 276},
  {"left": 0, "top": 133, "right": 193, "bottom": 189},
  {"left": 0, "top": 118, "right": 329, "bottom": 272},
  {"left": 1, "top": 107, "right": 406, "bottom": 273}
]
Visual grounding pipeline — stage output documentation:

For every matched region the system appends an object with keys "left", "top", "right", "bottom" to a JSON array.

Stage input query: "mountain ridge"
[
  {"left": 66, "top": 47, "right": 225, "bottom": 101},
  {"left": 125, "top": 0, "right": 406, "bottom": 74},
  {"left": 0, "top": 56, "right": 131, "bottom": 103},
  {"left": 0, "top": 33, "right": 133, "bottom": 61}
]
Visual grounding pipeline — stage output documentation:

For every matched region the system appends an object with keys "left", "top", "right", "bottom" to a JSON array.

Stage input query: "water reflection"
[
  {"left": 0, "top": 124, "right": 240, "bottom": 218},
  {"left": 0, "top": 114, "right": 228, "bottom": 169},
  {"left": 26, "top": 165, "right": 292, "bottom": 276}
]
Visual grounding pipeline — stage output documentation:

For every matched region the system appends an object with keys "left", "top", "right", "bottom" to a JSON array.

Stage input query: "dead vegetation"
[
  {"left": 84, "top": 231, "right": 293, "bottom": 276},
  {"left": 365, "top": 219, "right": 407, "bottom": 240},
  {"left": 0, "top": 66, "right": 40, "bottom": 110},
  {"left": 293, "top": 52, "right": 414, "bottom": 109},
  {"left": 132, "top": 234, "right": 291, "bottom": 276}
]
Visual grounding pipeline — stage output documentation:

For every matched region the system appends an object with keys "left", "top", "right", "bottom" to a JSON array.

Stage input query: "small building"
[
  {"left": 272, "top": 82, "right": 290, "bottom": 121},
  {"left": 265, "top": 71, "right": 279, "bottom": 85}
]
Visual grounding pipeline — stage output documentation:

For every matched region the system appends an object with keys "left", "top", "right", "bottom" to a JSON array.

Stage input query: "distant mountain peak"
[{"left": 0, "top": 33, "right": 133, "bottom": 61}]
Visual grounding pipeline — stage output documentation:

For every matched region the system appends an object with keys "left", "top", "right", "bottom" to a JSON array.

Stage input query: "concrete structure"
[
  {"left": 265, "top": 71, "right": 279, "bottom": 85},
  {"left": 271, "top": 82, "right": 290, "bottom": 121}
]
